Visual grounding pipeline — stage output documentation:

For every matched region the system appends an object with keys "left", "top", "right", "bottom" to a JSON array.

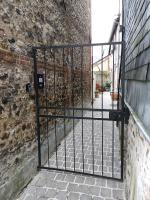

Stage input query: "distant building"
[
  {"left": 123, "top": 0, "right": 150, "bottom": 198},
  {"left": 93, "top": 55, "right": 111, "bottom": 84},
  {"left": 110, "top": 1, "right": 150, "bottom": 199},
  {"left": 93, "top": 54, "right": 111, "bottom": 97}
]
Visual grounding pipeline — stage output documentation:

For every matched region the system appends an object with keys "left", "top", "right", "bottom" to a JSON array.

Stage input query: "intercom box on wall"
[{"left": 37, "top": 74, "right": 44, "bottom": 89}]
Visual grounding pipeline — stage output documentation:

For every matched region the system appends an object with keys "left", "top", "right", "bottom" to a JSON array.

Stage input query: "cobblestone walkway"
[
  {"left": 17, "top": 170, "right": 125, "bottom": 200},
  {"left": 17, "top": 93, "right": 125, "bottom": 200}
]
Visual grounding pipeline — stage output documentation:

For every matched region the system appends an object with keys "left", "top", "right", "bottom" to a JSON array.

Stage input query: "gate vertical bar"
[
  {"left": 33, "top": 48, "right": 41, "bottom": 168},
  {"left": 44, "top": 49, "right": 50, "bottom": 167},
  {"left": 81, "top": 47, "right": 85, "bottom": 173},
  {"left": 121, "top": 0, "right": 125, "bottom": 180},
  {"left": 121, "top": 36, "right": 125, "bottom": 181},
  {"left": 112, "top": 45, "right": 115, "bottom": 177},
  {"left": 101, "top": 46, "right": 104, "bottom": 176},
  {"left": 63, "top": 48, "right": 67, "bottom": 170},
  {"left": 71, "top": 47, "right": 76, "bottom": 171},
  {"left": 91, "top": 46, "right": 95, "bottom": 174},
  {"left": 53, "top": 50, "right": 58, "bottom": 168}
]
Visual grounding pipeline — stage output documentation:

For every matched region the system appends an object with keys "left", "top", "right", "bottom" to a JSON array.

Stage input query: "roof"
[{"left": 93, "top": 54, "right": 110, "bottom": 66}]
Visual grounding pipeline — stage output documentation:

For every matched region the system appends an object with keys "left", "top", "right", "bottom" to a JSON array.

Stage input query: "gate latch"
[{"left": 109, "top": 111, "right": 123, "bottom": 121}]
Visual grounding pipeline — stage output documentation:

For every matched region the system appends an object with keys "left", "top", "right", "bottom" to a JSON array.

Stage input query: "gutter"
[{"left": 108, "top": 16, "right": 120, "bottom": 54}]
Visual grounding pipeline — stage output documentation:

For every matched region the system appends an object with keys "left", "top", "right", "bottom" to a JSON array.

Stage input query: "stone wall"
[
  {"left": 124, "top": 114, "right": 150, "bottom": 200},
  {"left": 0, "top": 0, "right": 91, "bottom": 199},
  {"left": 123, "top": 0, "right": 150, "bottom": 199},
  {"left": 0, "top": 0, "right": 91, "bottom": 52},
  {"left": 0, "top": 50, "right": 35, "bottom": 185},
  {"left": 36, "top": 46, "right": 91, "bottom": 167}
]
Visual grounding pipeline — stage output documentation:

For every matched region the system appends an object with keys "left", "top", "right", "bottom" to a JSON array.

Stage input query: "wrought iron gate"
[{"left": 33, "top": 41, "right": 125, "bottom": 181}]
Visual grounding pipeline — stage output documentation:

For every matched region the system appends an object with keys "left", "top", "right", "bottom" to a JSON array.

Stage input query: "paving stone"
[
  {"left": 65, "top": 162, "right": 72, "bottom": 168},
  {"left": 25, "top": 186, "right": 37, "bottom": 195},
  {"left": 55, "top": 191, "right": 67, "bottom": 200},
  {"left": 105, "top": 198, "right": 114, "bottom": 200},
  {"left": 36, "top": 176, "right": 47, "bottom": 187},
  {"left": 95, "top": 178, "right": 106, "bottom": 187},
  {"left": 45, "top": 189, "right": 57, "bottom": 198},
  {"left": 117, "top": 182, "right": 125, "bottom": 190},
  {"left": 68, "top": 192, "right": 80, "bottom": 200},
  {"left": 112, "top": 189, "right": 124, "bottom": 199},
  {"left": 67, "top": 183, "right": 79, "bottom": 192},
  {"left": 35, "top": 187, "right": 47, "bottom": 198},
  {"left": 56, "top": 181, "right": 68, "bottom": 190},
  {"left": 46, "top": 180, "right": 57, "bottom": 189},
  {"left": 55, "top": 173, "right": 66, "bottom": 181},
  {"left": 87, "top": 159, "right": 93, "bottom": 164},
  {"left": 107, "top": 180, "right": 118, "bottom": 189},
  {"left": 93, "top": 197, "right": 104, "bottom": 200},
  {"left": 43, "top": 171, "right": 56, "bottom": 180},
  {"left": 64, "top": 174, "right": 75, "bottom": 182},
  {"left": 88, "top": 185, "right": 100, "bottom": 196},
  {"left": 101, "top": 188, "right": 112, "bottom": 198},
  {"left": 24, "top": 195, "right": 36, "bottom": 200},
  {"left": 89, "top": 165, "right": 99, "bottom": 172},
  {"left": 85, "top": 177, "right": 95, "bottom": 185},
  {"left": 80, "top": 194, "right": 92, "bottom": 200},
  {"left": 78, "top": 184, "right": 90, "bottom": 194},
  {"left": 75, "top": 175, "right": 85, "bottom": 184},
  {"left": 30, "top": 174, "right": 42, "bottom": 186}
]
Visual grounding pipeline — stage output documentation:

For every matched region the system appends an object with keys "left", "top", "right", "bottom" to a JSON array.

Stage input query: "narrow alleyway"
[{"left": 17, "top": 93, "right": 125, "bottom": 200}]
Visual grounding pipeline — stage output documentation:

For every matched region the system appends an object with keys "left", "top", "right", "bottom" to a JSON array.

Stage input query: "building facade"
[
  {"left": 108, "top": 1, "right": 150, "bottom": 198},
  {"left": 123, "top": 0, "right": 150, "bottom": 199},
  {"left": 93, "top": 55, "right": 111, "bottom": 96}
]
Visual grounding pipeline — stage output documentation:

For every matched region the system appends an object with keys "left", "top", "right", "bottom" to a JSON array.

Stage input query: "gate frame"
[{"left": 33, "top": 41, "right": 126, "bottom": 182}]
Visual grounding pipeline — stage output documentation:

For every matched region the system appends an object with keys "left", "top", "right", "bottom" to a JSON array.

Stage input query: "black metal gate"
[{"left": 33, "top": 41, "right": 125, "bottom": 181}]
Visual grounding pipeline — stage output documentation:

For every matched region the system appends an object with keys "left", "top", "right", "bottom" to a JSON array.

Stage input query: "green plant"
[{"left": 103, "top": 81, "right": 111, "bottom": 88}]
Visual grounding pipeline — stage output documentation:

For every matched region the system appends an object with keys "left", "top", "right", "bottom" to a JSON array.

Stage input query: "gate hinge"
[
  {"left": 119, "top": 25, "right": 125, "bottom": 33},
  {"left": 109, "top": 108, "right": 130, "bottom": 123},
  {"left": 109, "top": 111, "right": 123, "bottom": 121},
  {"left": 124, "top": 106, "right": 130, "bottom": 124}
]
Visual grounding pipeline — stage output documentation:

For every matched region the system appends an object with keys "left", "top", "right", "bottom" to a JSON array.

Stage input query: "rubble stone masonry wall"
[
  {"left": 125, "top": 114, "right": 150, "bottom": 200},
  {"left": 0, "top": 1, "right": 91, "bottom": 199}
]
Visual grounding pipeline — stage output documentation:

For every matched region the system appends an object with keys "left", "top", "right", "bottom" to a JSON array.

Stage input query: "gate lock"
[{"left": 109, "top": 111, "right": 123, "bottom": 121}]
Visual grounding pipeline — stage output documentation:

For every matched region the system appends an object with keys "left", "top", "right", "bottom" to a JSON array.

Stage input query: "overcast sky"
[
  {"left": 92, "top": 0, "right": 120, "bottom": 43},
  {"left": 92, "top": 0, "right": 120, "bottom": 61}
]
